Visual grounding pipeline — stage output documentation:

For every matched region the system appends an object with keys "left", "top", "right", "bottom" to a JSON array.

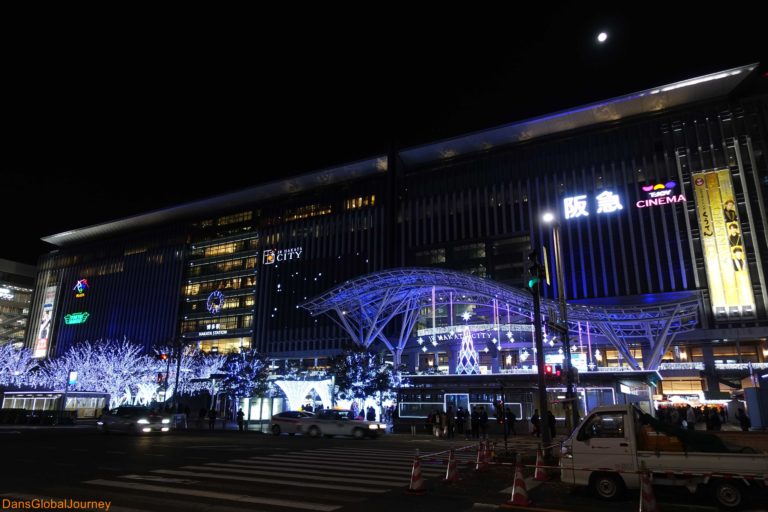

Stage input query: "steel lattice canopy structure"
[{"left": 300, "top": 268, "right": 699, "bottom": 371}]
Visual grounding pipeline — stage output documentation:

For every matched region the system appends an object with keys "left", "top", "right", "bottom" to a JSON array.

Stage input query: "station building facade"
[{"left": 26, "top": 64, "right": 768, "bottom": 411}]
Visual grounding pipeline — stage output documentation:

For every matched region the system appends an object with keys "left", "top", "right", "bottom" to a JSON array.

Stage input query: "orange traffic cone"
[
  {"left": 445, "top": 449, "right": 461, "bottom": 482},
  {"left": 407, "top": 455, "right": 426, "bottom": 494},
  {"left": 503, "top": 453, "right": 531, "bottom": 507},
  {"left": 639, "top": 465, "right": 659, "bottom": 512},
  {"left": 534, "top": 443, "right": 549, "bottom": 481}
]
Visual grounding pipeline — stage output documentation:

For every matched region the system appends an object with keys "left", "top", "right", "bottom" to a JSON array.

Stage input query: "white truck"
[{"left": 560, "top": 404, "right": 767, "bottom": 510}]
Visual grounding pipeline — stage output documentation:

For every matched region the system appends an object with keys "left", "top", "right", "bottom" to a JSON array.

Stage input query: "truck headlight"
[
  {"left": 162, "top": 418, "right": 170, "bottom": 424},
  {"left": 368, "top": 424, "right": 379, "bottom": 429},
  {"left": 137, "top": 419, "right": 150, "bottom": 424}
]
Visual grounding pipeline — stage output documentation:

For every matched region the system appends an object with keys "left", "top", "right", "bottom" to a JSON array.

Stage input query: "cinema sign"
[{"left": 636, "top": 181, "right": 688, "bottom": 208}]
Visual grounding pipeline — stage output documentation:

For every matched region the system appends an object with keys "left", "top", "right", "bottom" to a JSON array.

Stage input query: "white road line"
[
  {"left": 236, "top": 458, "right": 444, "bottom": 476},
  {"left": 187, "top": 445, "right": 240, "bottom": 449},
  {"left": 119, "top": 474, "right": 199, "bottom": 484},
  {"left": 269, "top": 453, "right": 429, "bottom": 467},
  {"left": 208, "top": 461, "right": 411, "bottom": 482},
  {"left": 83, "top": 479, "right": 340, "bottom": 512},
  {"left": 194, "top": 463, "right": 407, "bottom": 486},
  {"left": 152, "top": 469, "right": 387, "bottom": 493}
]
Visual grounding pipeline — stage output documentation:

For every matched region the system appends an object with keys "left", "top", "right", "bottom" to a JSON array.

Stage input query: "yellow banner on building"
[{"left": 692, "top": 169, "right": 755, "bottom": 319}]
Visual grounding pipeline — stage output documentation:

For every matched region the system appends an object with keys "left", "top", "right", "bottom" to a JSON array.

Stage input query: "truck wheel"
[
  {"left": 590, "top": 473, "right": 625, "bottom": 500},
  {"left": 710, "top": 480, "right": 744, "bottom": 510},
  {"left": 308, "top": 426, "right": 321, "bottom": 438},
  {"left": 352, "top": 428, "right": 365, "bottom": 440}
]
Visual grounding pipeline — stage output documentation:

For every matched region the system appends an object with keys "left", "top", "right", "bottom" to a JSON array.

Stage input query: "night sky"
[{"left": 6, "top": 8, "right": 764, "bottom": 265}]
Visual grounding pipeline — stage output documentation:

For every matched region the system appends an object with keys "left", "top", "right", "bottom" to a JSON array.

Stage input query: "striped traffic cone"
[
  {"left": 503, "top": 453, "right": 531, "bottom": 507},
  {"left": 639, "top": 465, "right": 659, "bottom": 512},
  {"left": 407, "top": 455, "right": 426, "bottom": 494},
  {"left": 487, "top": 441, "right": 496, "bottom": 462},
  {"left": 534, "top": 443, "right": 549, "bottom": 481},
  {"left": 445, "top": 449, "right": 461, "bottom": 482}
]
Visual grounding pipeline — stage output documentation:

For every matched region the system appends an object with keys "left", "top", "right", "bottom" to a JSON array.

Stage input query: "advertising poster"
[
  {"left": 33, "top": 286, "right": 58, "bottom": 358},
  {"left": 692, "top": 170, "right": 755, "bottom": 319}
]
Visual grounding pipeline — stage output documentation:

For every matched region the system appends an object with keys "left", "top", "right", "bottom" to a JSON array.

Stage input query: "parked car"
[
  {"left": 271, "top": 410, "right": 316, "bottom": 436},
  {"left": 97, "top": 406, "right": 171, "bottom": 434},
  {"left": 303, "top": 409, "right": 388, "bottom": 439}
]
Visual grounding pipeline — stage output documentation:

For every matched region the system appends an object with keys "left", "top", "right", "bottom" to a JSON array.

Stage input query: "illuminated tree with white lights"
[{"left": 0, "top": 344, "right": 37, "bottom": 388}]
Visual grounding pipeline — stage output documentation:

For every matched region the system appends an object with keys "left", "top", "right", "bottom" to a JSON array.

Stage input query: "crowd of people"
[{"left": 655, "top": 404, "right": 751, "bottom": 431}]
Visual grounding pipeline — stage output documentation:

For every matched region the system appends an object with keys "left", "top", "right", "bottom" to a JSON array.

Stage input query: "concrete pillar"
[{"left": 700, "top": 345, "right": 721, "bottom": 395}]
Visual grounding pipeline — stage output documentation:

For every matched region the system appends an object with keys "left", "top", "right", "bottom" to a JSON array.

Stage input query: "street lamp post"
[{"left": 543, "top": 212, "right": 580, "bottom": 432}]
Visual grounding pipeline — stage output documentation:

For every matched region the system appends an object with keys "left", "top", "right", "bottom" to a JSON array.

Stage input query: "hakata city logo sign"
[
  {"left": 636, "top": 181, "right": 687, "bottom": 208},
  {"left": 263, "top": 247, "right": 303, "bottom": 265}
]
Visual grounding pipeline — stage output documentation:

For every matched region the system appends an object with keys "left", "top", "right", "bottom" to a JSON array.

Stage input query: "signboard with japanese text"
[
  {"left": 692, "top": 170, "right": 755, "bottom": 319},
  {"left": 33, "top": 286, "right": 57, "bottom": 358}
]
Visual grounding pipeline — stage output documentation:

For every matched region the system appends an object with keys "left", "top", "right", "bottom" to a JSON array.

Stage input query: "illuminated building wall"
[
  {"left": 401, "top": 102, "right": 768, "bottom": 325},
  {"left": 27, "top": 228, "right": 186, "bottom": 357},
  {"left": 0, "top": 259, "right": 35, "bottom": 348}
]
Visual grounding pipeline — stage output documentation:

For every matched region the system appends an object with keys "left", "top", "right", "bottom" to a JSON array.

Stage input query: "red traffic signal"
[
  {"left": 555, "top": 364, "right": 562, "bottom": 378},
  {"left": 544, "top": 364, "right": 553, "bottom": 376},
  {"left": 159, "top": 353, "right": 168, "bottom": 361}
]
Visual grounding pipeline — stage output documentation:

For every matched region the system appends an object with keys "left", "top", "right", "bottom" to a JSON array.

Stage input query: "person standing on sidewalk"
[
  {"left": 547, "top": 410, "right": 556, "bottom": 439},
  {"left": 479, "top": 406, "right": 489, "bottom": 439},
  {"left": 207, "top": 409, "right": 216, "bottom": 431},
  {"left": 236, "top": 408, "right": 245, "bottom": 432},
  {"left": 530, "top": 409, "right": 541, "bottom": 437}
]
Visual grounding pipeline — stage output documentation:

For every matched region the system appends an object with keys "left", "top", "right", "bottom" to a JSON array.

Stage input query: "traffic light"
[
  {"left": 544, "top": 364, "right": 553, "bottom": 378},
  {"left": 528, "top": 251, "right": 543, "bottom": 289},
  {"left": 555, "top": 364, "right": 563, "bottom": 381},
  {"left": 159, "top": 353, "right": 168, "bottom": 361}
]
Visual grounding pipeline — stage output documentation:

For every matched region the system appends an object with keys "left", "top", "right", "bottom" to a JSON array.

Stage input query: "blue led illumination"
[
  {"left": 300, "top": 268, "right": 700, "bottom": 370},
  {"left": 207, "top": 290, "right": 225, "bottom": 315}
]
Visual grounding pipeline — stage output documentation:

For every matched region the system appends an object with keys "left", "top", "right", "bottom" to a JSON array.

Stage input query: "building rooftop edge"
[{"left": 41, "top": 63, "right": 759, "bottom": 248}]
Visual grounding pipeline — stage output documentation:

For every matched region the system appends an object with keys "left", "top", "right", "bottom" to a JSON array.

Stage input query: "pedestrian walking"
[
  {"left": 207, "top": 409, "right": 216, "bottom": 431},
  {"left": 505, "top": 408, "right": 516, "bottom": 435},
  {"left": 456, "top": 407, "right": 465, "bottom": 437},
  {"left": 735, "top": 407, "right": 751, "bottom": 432},
  {"left": 236, "top": 408, "right": 245, "bottom": 432},
  {"left": 530, "top": 409, "right": 541, "bottom": 437},
  {"left": 547, "top": 410, "right": 556, "bottom": 439},
  {"left": 479, "top": 406, "right": 489, "bottom": 439},
  {"left": 446, "top": 405, "right": 455, "bottom": 439},
  {"left": 470, "top": 406, "right": 480, "bottom": 439}
]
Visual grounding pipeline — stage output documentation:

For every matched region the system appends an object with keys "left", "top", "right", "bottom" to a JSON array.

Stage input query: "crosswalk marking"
[
  {"left": 236, "top": 457, "right": 444, "bottom": 476},
  {"left": 200, "top": 463, "right": 408, "bottom": 486},
  {"left": 152, "top": 468, "right": 388, "bottom": 493},
  {"left": 84, "top": 479, "right": 340, "bottom": 512},
  {"left": 62, "top": 446, "right": 485, "bottom": 511}
]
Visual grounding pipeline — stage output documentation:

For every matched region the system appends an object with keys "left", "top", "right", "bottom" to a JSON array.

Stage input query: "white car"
[
  {"left": 303, "top": 409, "right": 388, "bottom": 439},
  {"left": 271, "top": 410, "right": 315, "bottom": 436}
]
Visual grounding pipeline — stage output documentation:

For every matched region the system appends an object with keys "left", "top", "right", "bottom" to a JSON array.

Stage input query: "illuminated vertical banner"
[
  {"left": 692, "top": 170, "right": 755, "bottom": 319},
  {"left": 33, "top": 286, "right": 58, "bottom": 358}
]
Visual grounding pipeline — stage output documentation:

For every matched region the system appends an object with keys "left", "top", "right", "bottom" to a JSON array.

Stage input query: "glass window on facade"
[
  {"left": 198, "top": 337, "right": 251, "bottom": 353},
  {"left": 413, "top": 248, "right": 446, "bottom": 265},
  {"left": 454, "top": 243, "right": 486, "bottom": 260}
]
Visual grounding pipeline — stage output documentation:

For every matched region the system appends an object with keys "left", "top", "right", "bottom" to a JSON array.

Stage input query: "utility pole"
[{"left": 528, "top": 250, "right": 552, "bottom": 450}]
